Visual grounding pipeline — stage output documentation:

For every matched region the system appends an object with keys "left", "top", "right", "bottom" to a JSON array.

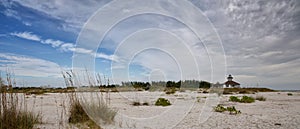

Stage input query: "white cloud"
[
  {"left": 9, "top": 31, "right": 118, "bottom": 62},
  {"left": 10, "top": 31, "right": 41, "bottom": 41},
  {"left": 41, "top": 39, "right": 63, "bottom": 48}
]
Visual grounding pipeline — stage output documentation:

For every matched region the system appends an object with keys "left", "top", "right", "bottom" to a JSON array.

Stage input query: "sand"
[{"left": 23, "top": 91, "right": 300, "bottom": 129}]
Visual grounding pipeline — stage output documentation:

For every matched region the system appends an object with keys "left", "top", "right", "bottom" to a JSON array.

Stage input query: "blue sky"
[{"left": 0, "top": 0, "right": 299, "bottom": 90}]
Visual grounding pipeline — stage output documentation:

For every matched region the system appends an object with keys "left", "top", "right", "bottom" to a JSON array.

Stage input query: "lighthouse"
[{"left": 224, "top": 74, "right": 240, "bottom": 88}]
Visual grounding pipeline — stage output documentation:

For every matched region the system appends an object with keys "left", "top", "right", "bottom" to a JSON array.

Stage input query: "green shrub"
[
  {"left": 229, "top": 96, "right": 240, "bottom": 102},
  {"left": 287, "top": 93, "right": 293, "bottom": 96},
  {"left": 240, "top": 96, "right": 255, "bottom": 103},
  {"left": 213, "top": 105, "right": 241, "bottom": 115},
  {"left": 155, "top": 98, "right": 171, "bottom": 106},
  {"left": 255, "top": 96, "right": 266, "bottom": 101}
]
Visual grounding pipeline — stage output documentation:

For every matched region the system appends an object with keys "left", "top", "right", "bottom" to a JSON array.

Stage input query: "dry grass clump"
[
  {"left": 0, "top": 72, "right": 40, "bottom": 129},
  {"left": 68, "top": 94, "right": 89, "bottom": 123},
  {"left": 82, "top": 94, "right": 117, "bottom": 124},
  {"left": 255, "top": 96, "right": 266, "bottom": 101},
  {"left": 132, "top": 101, "right": 149, "bottom": 106},
  {"left": 62, "top": 71, "right": 117, "bottom": 127}
]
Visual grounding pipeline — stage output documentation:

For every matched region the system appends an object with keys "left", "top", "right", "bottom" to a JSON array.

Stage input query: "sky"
[{"left": 0, "top": 0, "right": 299, "bottom": 90}]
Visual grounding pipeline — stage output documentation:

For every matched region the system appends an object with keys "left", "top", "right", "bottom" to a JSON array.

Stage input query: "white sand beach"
[{"left": 25, "top": 91, "right": 300, "bottom": 129}]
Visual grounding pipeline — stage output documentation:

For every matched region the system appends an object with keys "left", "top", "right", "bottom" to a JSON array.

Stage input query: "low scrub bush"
[
  {"left": 287, "top": 93, "right": 293, "bottom": 96},
  {"left": 155, "top": 98, "right": 171, "bottom": 106}
]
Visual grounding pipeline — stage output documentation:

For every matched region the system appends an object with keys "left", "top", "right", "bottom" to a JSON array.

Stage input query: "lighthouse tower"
[{"left": 227, "top": 74, "right": 233, "bottom": 81}]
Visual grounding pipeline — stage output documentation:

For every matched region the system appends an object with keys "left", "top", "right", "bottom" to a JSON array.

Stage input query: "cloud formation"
[
  {"left": 1, "top": 0, "right": 299, "bottom": 89},
  {"left": 0, "top": 53, "right": 61, "bottom": 77}
]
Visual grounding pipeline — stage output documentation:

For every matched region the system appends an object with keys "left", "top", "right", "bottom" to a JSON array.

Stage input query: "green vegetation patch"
[{"left": 229, "top": 96, "right": 255, "bottom": 103}]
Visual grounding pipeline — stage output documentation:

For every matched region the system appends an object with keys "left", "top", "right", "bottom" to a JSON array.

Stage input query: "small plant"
[
  {"left": 240, "top": 96, "right": 255, "bottom": 103},
  {"left": 142, "top": 102, "right": 149, "bottom": 106},
  {"left": 155, "top": 98, "right": 171, "bottom": 106},
  {"left": 214, "top": 104, "right": 227, "bottom": 112},
  {"left": 287, "top": 93, "right": 293, "bottom": 96},
  {"left": 255, "top": 96, "right": 266, "bottom": 101}
]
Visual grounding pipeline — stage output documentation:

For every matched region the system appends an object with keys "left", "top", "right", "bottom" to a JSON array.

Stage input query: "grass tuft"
[
  {"left": 132, "top": 101, "right": 141, "bottom": 106},
  {"left": 1, "top": 72, "right": 40, "bottom": 129}
]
